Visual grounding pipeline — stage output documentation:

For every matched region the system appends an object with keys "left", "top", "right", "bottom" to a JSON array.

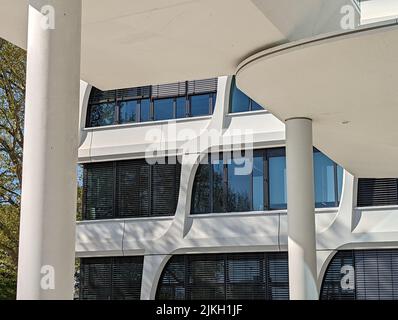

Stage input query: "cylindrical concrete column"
[
  {"left": 285, "top": 118, "right": 318, "bottom": 300},
  {"left": 17, "top": 0, "right": 82, "bottom": 300}
]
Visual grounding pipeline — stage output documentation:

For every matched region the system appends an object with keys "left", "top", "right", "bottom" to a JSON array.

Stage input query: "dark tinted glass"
[
  {"left": 191, "top": 94, "right": 210, "bottom": 117},
  {"left": 231, "top": 84, "right": 250, "bottom": 113},
  {"left": 140, "top": 99, "right": 151, "bottom": 122},
  {"left": 154, "top": 98, "right": 174, "bottom": 121},
  {"left": 176, "top": 97, "right": 186, "bottom": 119},
  {"left": 251, "top": 101, "right": 263, "bottom": 111}
]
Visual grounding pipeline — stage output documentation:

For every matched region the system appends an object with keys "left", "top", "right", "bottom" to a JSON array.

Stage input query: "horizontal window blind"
[
  {"left": 357, "top": 178, "right": 398, "bottom": 207},
  {"left": 156, "top": 252, "right": 289, "bottom": 300},
  {"left": 187, "top": 78, "right": 218, "bottom": 95},
  {"left": 89, "top": 88, "right": 116, "bottom": 104},
  {"left": 80, "top": 256, "right": 143, "bottom": 300},
  {"left": 321, "top": 249, "right": 398, "bottom": 300},
  {"left": 83, "top": 160, "right": 181, "bottom": 220}
]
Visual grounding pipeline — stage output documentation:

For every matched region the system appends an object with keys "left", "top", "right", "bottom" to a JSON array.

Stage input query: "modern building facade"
[
  {"left": 76, "top": 76, "right": 398, "bottom": 300},
  {"left": 1, "top": 0, "right": 398, "bottom": 300}
]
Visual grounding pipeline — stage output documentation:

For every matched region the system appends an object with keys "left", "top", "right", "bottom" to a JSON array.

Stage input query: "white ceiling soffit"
[
  {"left": 237, "top": 24, "right": 398, "bottom": 178},
  {"left": 0, "top": 0, "right": 361, "bottom": 90}
]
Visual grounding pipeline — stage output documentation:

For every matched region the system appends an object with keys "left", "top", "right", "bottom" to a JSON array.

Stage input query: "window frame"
[
  {"left": 86, "top": 80, "right": 217, "bottom": 128},
  {"left": 191, "top": 148, "right": 343, "bottom": 215}
]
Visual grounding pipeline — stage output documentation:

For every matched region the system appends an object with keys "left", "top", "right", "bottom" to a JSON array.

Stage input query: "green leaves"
[{"left": 0, "top": 38, "right": 26, "bottom": 300}]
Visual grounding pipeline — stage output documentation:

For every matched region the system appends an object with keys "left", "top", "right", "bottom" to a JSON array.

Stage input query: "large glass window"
[
  {"left": 83, "top": 159, "right": 181, "bottom": 220},
  {"left": 191, "top": 148, "right": 343, "bottom": 214},
  {"left": 229, "top": 77, "right": 264, "bottom": 113},
  {"left": 87, "top": 78, "right": 217, "bottom": 127}
]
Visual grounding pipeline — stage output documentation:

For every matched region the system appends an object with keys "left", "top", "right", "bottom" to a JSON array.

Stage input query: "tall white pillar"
[
  {"left": 285, "top": 118, "right": 318, "bottom": 300},
  {"left": 17, "top": 0, "right": 82, "bottom": 300}
]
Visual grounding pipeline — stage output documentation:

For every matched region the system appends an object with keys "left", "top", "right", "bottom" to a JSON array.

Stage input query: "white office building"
[{"left": 1, "top": 0, "right": 398, "bottom": 300}]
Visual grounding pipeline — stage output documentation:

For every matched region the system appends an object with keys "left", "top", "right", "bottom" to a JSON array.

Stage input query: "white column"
[
  {"left": 17, "top": 0, "right": 82, "bottom": 300},
  {"left": 285, "top": 118, "right": 318, "bottom": 300}
]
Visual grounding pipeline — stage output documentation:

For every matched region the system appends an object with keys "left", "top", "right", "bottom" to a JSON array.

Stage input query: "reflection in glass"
[
  {"left": 227, "top": 158, "right": 251, "bottom": 212},
  {"left": 119, "top": 100, "right": 137, "bottom": 124},
  {"left": 213, "top": 159, "right": 225, "bottom": 213},
  {"left": 154, "top": 98, "right": 174, "bottom": 121},
  {"left": 191, "top": 164, "right": 211, "bottom": 214},
  {"left": 89, "top": 103, "right": 115, "bottom": 127}
]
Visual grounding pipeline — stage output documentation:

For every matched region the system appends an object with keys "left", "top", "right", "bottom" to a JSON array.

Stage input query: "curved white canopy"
[
  {"left": 0, "top": 0, "right": 357, "bottom": 89},
  {"left": 237, "top": 23, "right": 398, "bottom": 177}
]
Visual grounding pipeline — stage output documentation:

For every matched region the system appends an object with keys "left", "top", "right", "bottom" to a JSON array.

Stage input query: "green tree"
[{"left": 0, "top": 38, "right": 26, "bottom": 299}]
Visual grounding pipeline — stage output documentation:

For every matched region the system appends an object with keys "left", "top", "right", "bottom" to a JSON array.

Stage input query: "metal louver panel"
[
  {"left": 320, "top": 251, "right": 355, "bottom": 300},
  {"left": 83, "top": 160, "right": 181, "bottom": 220},
  {"left": 80, "top": 258, "right": 112, "bottom": 300},
  {"left": 151, "top": 163, "right": 181, "bottom": 216},
  {"left": 156, "top": 252, "right": 289, "bottom": 300},
  {"left": 89, "top": 87, "right": 116, "bottom": 104},
  {"left": 321, "top": 249, "right": 398, "bottom": 300},
  {"left": 116, "top": 86, "right": 151, "bottom": 101},
  {"left": 80, "top": 257, "right": 143, "bottom": 300},
  {"left": 357, "top": 178, "right": 398, "bottom": 207},
  {"left": 187, "top": 78, "right": 218, "bottom": 95},
  {"left": 117, "top": 160, "right": 150, "bottom": 218},
  {"left": 84, "top": 162, "right": 115, "bottom": 220},
  {"left": 152, "top": 82, "right": 186, "bottom": 98}
]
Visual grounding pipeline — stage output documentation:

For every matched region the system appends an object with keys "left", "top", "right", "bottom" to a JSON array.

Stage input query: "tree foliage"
[{"left": 0, "top": 38, "right": 26, "bottom": 299}]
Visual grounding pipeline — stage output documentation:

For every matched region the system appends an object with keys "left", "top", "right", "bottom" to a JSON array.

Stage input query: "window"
[
  {"left": 119, "top": 100, "right": 137, "bottom": 124},
  {"left": 191, "top": 148, "right": 343, "bottom": 214},
  {"left": 321, "top": 249, "right": 398, "bottom": 300},
  {"left": 190, "top": 94, "right": 212, "bottom": 117},
  {"left": 154, "top": 98, "right": 174, "bottom": 121},
  {"left": 229, "top": 77, "right": 264, "bottom": 113},
  {"left": 314, "top": 151, "right": 342, "bottom": 208},
  {"left": 357, "top": 178, "right": 398, "bottom": 207},
  {"left": 83, "top": 159, "right": 181, "bottom": 220},
  {"left": 86, "top": 78, "right": 217, "bottom": 127},
  {"left": 268, "top": 148, "right": 287, "bottom": 210},
  {"left": 156, "top": 252, "right": 289, "bottom": 300},
  {"left": 80, "top": 257, "right": 143, "bottom": 300}
]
